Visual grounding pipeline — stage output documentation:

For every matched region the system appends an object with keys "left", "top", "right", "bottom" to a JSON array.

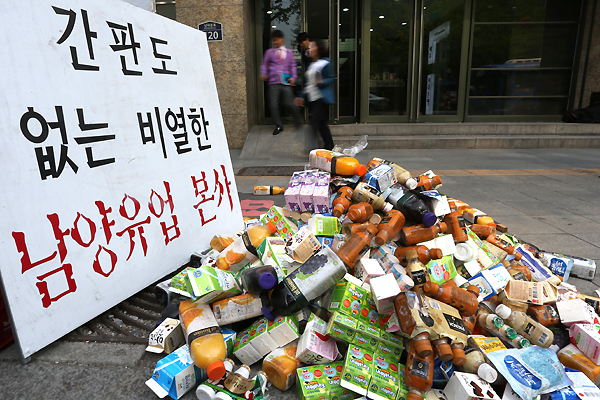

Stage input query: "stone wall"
[
  {"left": 176, "top": 0, "right": 252, "bottom": 148},
  {"left": 574, "top": 0, "right": 600, "bottom": 108}
]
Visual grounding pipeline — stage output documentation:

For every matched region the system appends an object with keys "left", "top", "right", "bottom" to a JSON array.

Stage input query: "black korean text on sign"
[
  {"left": 74, "top": 108, "right": 116, "bottom": 168},
  {"left": 165, "top": 107, "right": 191, "bottom": 155},
  {"left": 150, "top": 37, "right": 177, "bottom": 75},
  {"left": 138, "top": 108, "right": 168, "bottom": 159},
  {"left": 53, "top": 7, "right": 99, "bottom": 71},
  {"left": 106, "top": 21, "right": 142, "bottom": 76}
]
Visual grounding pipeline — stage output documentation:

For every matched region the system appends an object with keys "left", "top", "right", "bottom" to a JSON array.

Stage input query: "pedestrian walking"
[
  {"left": 259, "top": 30, "right": 302, "bottom": 136},
  {"left": 294, "top": 39, "right": 335, "bottom": 150}
]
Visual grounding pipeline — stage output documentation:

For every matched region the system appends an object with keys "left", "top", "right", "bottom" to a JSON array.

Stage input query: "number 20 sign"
[{"left": 198, "top": 21, "right": 223, "bottom": 42}]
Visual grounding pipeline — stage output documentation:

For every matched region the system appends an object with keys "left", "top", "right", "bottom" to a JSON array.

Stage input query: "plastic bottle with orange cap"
[
  {"left": 331, "top": 186, "right": 354, "bottom": 217},
  {"left": 253, "top": 186, "right": 285, "bottom": 195},
  {"left": 395, "top": 245, "right": 444, "bottom": 266},
  {"left": 414, "top": 175, "right": 442, "bottom": 192},
  {"left": 351, "top": 182, "right": 393, "bottom": 212},
  {"left": 309, "top": 149, "right": 367, "bottom": 177},
  {"left": 404, "top": 338, "right": 435, "bottom": 400},
  {"left": 422, "top": 281, "right": 480, "bottom": 317}
]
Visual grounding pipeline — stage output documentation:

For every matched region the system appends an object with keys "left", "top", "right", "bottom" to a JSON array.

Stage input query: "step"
[
  {"left": 329, "top": 123, "right": 600, "bottom": 137},
  {"left": 332, "top": 135, "right": 600, "bottom": 149}
]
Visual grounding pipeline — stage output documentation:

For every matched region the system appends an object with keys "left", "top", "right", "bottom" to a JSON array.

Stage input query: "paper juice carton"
[
  {"left": 321, "top": 362, "right": 349, "bottom": 399},
  {"left": 145, "top": 344, "right": 207, "bottom": 399},
  {"left": 221, "top": 327, "right": 236, "bottom": 357},
  {"left": 308, "top": 215, "right": 340, "bottom": 237},
  {"left": 328, "top": 281, "right": 368, "bottom": 319},
  {"left": 233, "top": 325, "right": 262, "bottom": 365},
  {"left": 569, "top": 324, "right": 600, "bottom": 364},
  {"left": 296, "top": 327, "right": 339, "bottom": 365},
  {"left": 354, "top": 259, "right": 386, "bottom": 285},
  {"left": 261, "top": 205, "right": 298, "bottom": 243},
  {"left": 146, "top": 317, "right": 185, "bottom": 354},
  {"left": 468, "top": 264, "right": 512, "bottom": 301},
  {"left": 187, "top": 266, "right": 241, "bottom": 303},
  {"left": 341, "top": 345, "right": 374, "bottom": 396},
  {"left": 368, "top": 351, "right": 400, "bottom": 400},
  {"left": 426, "top": 255, "right": 457, "bottom": 284},
  {"left": 168, "top": 267, "right": 197, "bottom": 299},
  {"left": 256, "top": 237, "right": 293, "bottom": 280},
  {"left": 312, "top": 172, "right": 331, "bottom": 214},
  {"left": 370, "top": 274, "right": 401, "bottom": 315},
  {"left": 249, "top": 317, "right": 279, "bottom": 356},
  {"left": 285, "top": 171, "right": 305, "bottom": 212},
  {"left": 362, "top": 292, "right": 380, "bottom": 326},
  {"left": 267, "top": 314, "right": 300, "bottom": 347},
  {"left": 326, "top": 312, "right": 357, "bottom": 344},
  {"left": 515, "top": 244, "right": 561, "bottom": 285},
  {"left": 396, "top": 364, "right": 409, "bottom": 400},
  {"left": 285, "top": 227, "right": 322, "bottom": 263},
  {"left": 364, "top": 164, "right": 397, "bottom": 192},
  {"left": 297, "top": 365, "right": 328, "bottom": 400},
  {"left": 464, "top": 228, "right": 499, "bottom": 269},
  {"left": 300, "top": 170, "right": 318, "bottom": 212}
]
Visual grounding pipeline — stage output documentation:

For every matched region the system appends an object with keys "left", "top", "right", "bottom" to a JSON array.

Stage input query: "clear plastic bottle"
[
  {"left": 337, "top": 226, "right": 377, "bottom": 269},
  {"left": 310, "top": 149, "right": 367, "bottom": 176},
  {"left": 395, "top": 245, "right": 443, "bottom": 265},
  {"left": 443, "top": 210, "right": 468, "bottom": 242},
  {"left": 414, "top": 175, "right": 442, "bottom": 192},
  {"left": 557, "top": 343, "right": 600, "bottom": 385},
  {"left": 262, "top": 341, "right": 300, "bottom": 391},
  {"left": 495, "top": 304, "right": 554, "bottom": 348}
]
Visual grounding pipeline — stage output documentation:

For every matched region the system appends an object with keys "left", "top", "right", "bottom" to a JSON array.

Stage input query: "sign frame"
[{"left": 198, "top": 21, "right": 223, "bottom": 42}]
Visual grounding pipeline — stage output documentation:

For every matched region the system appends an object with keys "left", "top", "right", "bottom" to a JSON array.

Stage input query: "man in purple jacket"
[{"left": 259, "top": 30, "right": 302, "bottom": 135}]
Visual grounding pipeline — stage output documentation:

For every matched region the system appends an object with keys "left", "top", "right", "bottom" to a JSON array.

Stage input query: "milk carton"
[
  {"left": 312, "top": 172, "right": 331, "bottom": 214},
  {"left": 285, "top": 171, "right": 305, "bottom": 212},
  {"left": 300, "top": 170, "right": 319, "bottom": 212}
]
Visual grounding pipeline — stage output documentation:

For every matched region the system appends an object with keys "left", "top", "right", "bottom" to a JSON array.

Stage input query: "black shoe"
[{"left": 273, "top": 126, "right": 284, "bottom": 135}]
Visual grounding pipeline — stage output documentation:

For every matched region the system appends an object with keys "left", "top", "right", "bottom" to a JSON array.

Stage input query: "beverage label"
[
  {"left": 410, "top": 269, "right": 427, "bottom": 285},
  {"left": 283, "top": 246, "right": 347, "bottom": 308},
  {"left": 341, "top": 345, "right": 374, "bottom": 396},
  {"left": 410, "top": 358, "right": 429, "bottom": 379}
]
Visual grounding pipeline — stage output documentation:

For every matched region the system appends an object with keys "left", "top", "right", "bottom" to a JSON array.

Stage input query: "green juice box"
[
  {"left": 326, "top": 312, "right": 357, "bottom": 344},
  {"left": 395, "top": 364, "right": 409, "bottom": 400},
  {"left": 368, "top": 351, "right": 400, "bottom": 400},
  {"left": 297, "top": 365, "right": 328, "bottom": 400},
  {"left": 323, "top": 362, "right": 356, "bottom": 400},
  {"left": 328, "top": 281, "right": 368, "bottom": 319},
  {"left": 341, "top": 345, "right": 374, "bottom": 396},
  {"left": 362, "top": 292, "right": 380, "bottom": 326}
]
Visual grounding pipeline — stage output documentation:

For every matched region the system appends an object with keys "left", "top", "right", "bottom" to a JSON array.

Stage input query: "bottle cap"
[
  {"left": 214, "top": 391, "right": 233, "bottom": 400},
  {"left": 196, "top": 385, "right": 216, "bottom": 400},
  {"left": 422, "top": 212, "right": 437, "bottom": 227},
  {"left": 354, "top": 163, "right": 367, "bottom": 177},
  {"left": 489, "top": 316, "right": 504, "bottom": 329},
  {"left": 374, "top": 232, "right": 389, "bottom": 246},
  {"left": 495, "top": 304, "right": 512, "bottom": 319},
  {"left": 414, "top": 336, "right": 433, "bottom": 357},
  {"left": 224, "top": 358, "right": 235, "bottom": 372},
  {"left": 504, "top": 327, "right": 518, "bottom": 340},
  {"left": 258, "top": 272, "right": 277, "bottom": 290},
  {"left": 477, "top": 363, "right": 498, "bottom": 383},
  {"left": 405, "top": 178, "right": 418, "bottom": 190},
  {"left": 429, "top": 248, "right": 444, "bottom": 259},
  {"left": 207, "top": 360, "right": 226, "bottom": 381},
  {"left": 520, "top": 338, "right": 532, "bottom": 348},
  {"left": 382, "top": 202, "right": 393, "bottom": 213},
  {"left": 451, "top": 346, "right": 466, "bottom": 366},
  {"left": 434, "top": 341, "right": 453, "bottom": 361},
  {"left": 454, "top": 243, "right": 474, "bottom": 262},
  {"left": 261, "top": 306, "right": 275, "bottom": 321},
  {"left": 347, "top": 207, "right": 361, "bottom": 222},
  {"left": 332, "top": 204, "right": 344, "bottom": 217},
  {"left": 265, "top": 221, "right": 278, "bottom": 233},
  {"left": 432, "top": 176, "right": 443, "bottom": 186}
]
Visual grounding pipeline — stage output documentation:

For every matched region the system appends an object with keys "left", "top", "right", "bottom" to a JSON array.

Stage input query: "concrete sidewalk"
[{"left": 1, "top": 147, "right": 599, "bottom": 400}]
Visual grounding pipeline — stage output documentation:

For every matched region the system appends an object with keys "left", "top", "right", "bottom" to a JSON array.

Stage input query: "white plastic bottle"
[{"left": 495, "top": 304, "right": 554, "bottom": 348}]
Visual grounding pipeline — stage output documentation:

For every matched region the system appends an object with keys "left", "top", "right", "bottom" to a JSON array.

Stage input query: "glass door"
[{"left": 334, "top": 0, "right": 360, "bottom": 123}]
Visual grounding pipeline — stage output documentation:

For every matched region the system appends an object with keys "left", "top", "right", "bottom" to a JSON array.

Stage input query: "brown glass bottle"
[
  {"left": 443, "top": 211, "right": 468, "bottom": 242},
  {"left": 486, "top": 235, "right": 522, "bottom": 260},
  {"left": 332, "top": 186, "right": 353, "bottom": 217},
  {"left": 398, "top": 222, "right": 448, "bottom": 246},
  {"left": 374, "top": 210, "right": 406, "bottom": 246},
  {"left": 404, "top": 339, "right": 435, "bottom": 400},
  {"left": 336, "top": 229, "right": 374, "bottom": 269},
  {"left": 405, "top": 249, "right": 429, "bottom": 292},
  {"left": 526, "top": 304, "right": 561, "bottom": 326},
  {"left": 347, "top": 202, "right": 374, "bottom": 223},
  {"left": 469, "top": 224, "right": 496, "bottom": 239},
  {"left": 395, "top": 245, "right": 443, "bottom": 265},
  {"left": 422, "top": 281, "right": 480, "bottom": 317}
]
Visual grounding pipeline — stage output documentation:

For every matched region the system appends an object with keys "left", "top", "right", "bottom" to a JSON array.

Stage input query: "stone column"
[{"left": 176, "top": 0, "right": 251, "bottom": 149}]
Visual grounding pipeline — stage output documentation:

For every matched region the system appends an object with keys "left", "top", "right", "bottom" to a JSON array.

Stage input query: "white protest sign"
[{"left": 0, "top": 0, "right": 244, "bottom": 358}]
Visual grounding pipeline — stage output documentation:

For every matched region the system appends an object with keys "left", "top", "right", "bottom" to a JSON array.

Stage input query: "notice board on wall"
[{"left": 0, "top": 0, "right": 244, "bottom": 358}]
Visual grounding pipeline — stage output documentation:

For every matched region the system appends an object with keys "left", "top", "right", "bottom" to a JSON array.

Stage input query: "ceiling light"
[
  {"left": 402, "top": 22, "right": 407, "bottom": 25},
  {"left": 267, "top": 10, "right": 272, "bottom": 14},
  {"left": 379, "top": 15, "right": 384, "bottom": 18},
  {"left": 343, "top": 8, "right": 349, "bottom": 11},
  {"left": 370, "top": 28, "right": 374, "bottom": 31},
  {"left": 272, "top": 25, "right": 276, "bottom": 28}
]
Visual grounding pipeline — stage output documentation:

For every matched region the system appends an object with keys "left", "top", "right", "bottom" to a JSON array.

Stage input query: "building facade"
[{"left": 163, "top": 0, "right": 600, "bottom": 148}]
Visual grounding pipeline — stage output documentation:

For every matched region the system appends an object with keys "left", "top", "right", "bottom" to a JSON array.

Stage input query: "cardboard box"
[
  {"left": 261, "top": 205, "right": 298, "bottom": 243},
  {"left": 296, "top": 364, "right": 328, "bottom": 400},
  {"left": 296, "top": 327, "right": 339, "bottom": 365},
  {"left": 354, "top": 258, "right": 386, "bottom": 285},
  {"left": 168, "top": 267, "right": 197, "bottom": 299},
  {"left": 426, "top": 255, "right": 457, "bottom": 284},
  {"left": 257, "top": 237, "right": 294, "bottom": 280},
  {"left": 308, "top": 215, "right": 340, "bottom": 237},
  {"left": 394, "top": 292, "right": 468, "bottom": 347},
  {"left": 146, "top": 344, "right": 207, "bottom": 399},
  {"left": 300, "top": 170, "right": 319, "bottom": 212},
  {"left": 569, "top": 324, "right": 600, "bottom": 364},
  {"left": 285, "top": 171, "right": 305, "bottom": 212},
  {"left": 267, "top": 315, "right": 300, "bottom": 347},
  {"left": 367, "top": 351, "right": 400, "bottom": 400},
  {"left": 326, "top": 312, "right": 358, "bottom": 344},
  {"left": 546, "top": 252, "right": 596, "bottom": 281},
  {"left": 285, "top": 227, "right": 322, "bottom": 263},
  {"left": 146, "top": 318, "right": 184, "bottom": 354},
  {"left": 502, "top": 280, "right": 557, "bottom": 305},
  {"left": 328, "top": 280, "right": 369, "bottom": 319},
  {"left": 186, "top": 266, "right": 241, "bottom": 303},
  {"left": 364, "top": 164, "right": 397, "bottom": 192},
  {"left": 312, "top": 172, "right": 331, "bottom": 214},
  {"left": 370, "top": 274, "right": 401, "bottom": 315},
  {"left": 341, "top": 345, "right": 374, "bottom": 396},
  {"left": 361, "top": 291, "right": 381, "bottom": 326},
  {"left": 556, "top": 299, "right": 600, "bottom": 326},
  {"left": 469, "top": 264, "right": 512, "bottom": 301},
  {"left": 444, "top": 372, "right": 501, "bottom": 400},
  {"left": 538, "top": 252, "right": 574, "bottom": 282}
]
